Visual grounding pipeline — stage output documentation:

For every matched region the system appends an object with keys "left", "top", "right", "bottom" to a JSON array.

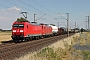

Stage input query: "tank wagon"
[
  {"left": 11, "top": 22, "right": 52, "bottom": 42},
  {"left": 49, "top": 25, "right": 58, "bottom": 36}
]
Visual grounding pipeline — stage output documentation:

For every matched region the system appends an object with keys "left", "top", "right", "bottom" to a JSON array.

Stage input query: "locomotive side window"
[
  {"left": 13, "top": 24, "right": 24, "bottom": 28},
  {"left": 27, "top": 25, "right": 28, "bottom": 28},
  {"left": 42, "top": 26, "right": 43, "bottom": 29}
]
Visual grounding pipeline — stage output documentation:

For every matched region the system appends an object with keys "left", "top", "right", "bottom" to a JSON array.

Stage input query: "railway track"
[{"left": 0, "top": 33, "right": 75, "bottom": 60}]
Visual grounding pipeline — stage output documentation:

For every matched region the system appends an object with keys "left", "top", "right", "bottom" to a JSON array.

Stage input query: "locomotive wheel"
[
  {"left": 25, "top": 38, "right": 29, "bottom": 41},
  {"left": 28, "top": 37, "right": 32, "bottom": 41},
  {"left": 40, "top": 36, "right": 44, "bottom": 39},
  {"left": 13, "top": 40, "right": 19, "bottom": 43},
  {"left": 35, "top": 36, "right": 39, "bottom": 40}
]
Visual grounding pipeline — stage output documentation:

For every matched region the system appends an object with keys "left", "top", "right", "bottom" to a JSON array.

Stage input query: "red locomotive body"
[
  {"left": 11, "top": 22, "right": 52, "bottom": 42},
  {"left": 44, "top": 24, "right": 52, "bottom": 35}
]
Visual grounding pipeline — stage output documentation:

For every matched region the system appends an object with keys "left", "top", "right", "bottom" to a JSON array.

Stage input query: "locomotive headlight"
[
  {"left": 13, "top": 30, "right": 16, "bottom": 32},
  {"left": 20, "top": 30, "right": 23, "bottom": 32}
]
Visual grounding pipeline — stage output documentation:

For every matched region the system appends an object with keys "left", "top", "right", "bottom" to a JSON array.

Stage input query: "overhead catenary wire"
[
  {"left": 31, "top": 0, "right": 67, "bottom": 21},
  {"left": 36, "top": 14, "right": 46, "bottom": 21},
  {"left": 31, "top": 0, "right": 61, "bottom": 21},
  {"left": 4, "top": 0, "right": 16, "bottom": 6},
  {"left": 31, "top": 0, "right": 57, "bottom": 15},
  {"left": 1, "top": 0, "right": 61, "bottom": 24},
  {"left": 3, "top": 0, "right": 57, "bottom": 19},
  {"left": 17, "top": 0, "right": 46, "bottom": 14},
  {"left": 4, "top": 0, "right": 47, "bottom": 16},
  {"left": 3, "top": 0, "right": 32, "bottom": 13},
  {"left": 3, "top": 0, "right": 45, "bottom": 19},
  {"left": 0, "top": 4, "right": 10, "bottom": 8},
  {"left": 2, "top": 0, "right": 52, "bottom": 20},
  {"left": 18, "top": 0, "right": 53, "bottom": 20},
  {"left": 1, "top": 0, "right": 67, "bottom": 20},
  {"left": 17, "top": 0, "right": 56, "bottom": 20}
]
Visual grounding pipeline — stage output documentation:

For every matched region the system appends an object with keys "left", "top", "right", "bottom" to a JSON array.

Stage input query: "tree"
[
  {"left": 0, "top": 29, "right": 2, "bottom": 31},
  {"left": 81, "top": 28, "right": 84, "bottom": 32},
  {"left": 16, "top": 17, "right": 30, "bottom": 22},
  {"left": 50, "top": 23, "right": 55, "bottom": 26}
]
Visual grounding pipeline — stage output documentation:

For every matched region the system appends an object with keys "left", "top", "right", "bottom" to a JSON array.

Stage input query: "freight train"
[{"left": 11, "top": 21, "right": 74, "bottom": 43}]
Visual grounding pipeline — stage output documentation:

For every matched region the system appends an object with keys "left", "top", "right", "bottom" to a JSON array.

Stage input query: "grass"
[
  {"left": 82, "top": 50, "right": 90, "bottom": 60},
  {"left": 72, "top": 32, "right": 90, "bottom": 60},
  {"left": 35, "top": 47, "right": 63, "bottom": 60},
  {"left": 80, "top": 32, "right": 90, "bottom": 60}
]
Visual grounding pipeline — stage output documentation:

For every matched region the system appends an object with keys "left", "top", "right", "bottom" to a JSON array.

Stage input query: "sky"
[{"left": 0, "top": 0, "right": 90, "bottom": 30}]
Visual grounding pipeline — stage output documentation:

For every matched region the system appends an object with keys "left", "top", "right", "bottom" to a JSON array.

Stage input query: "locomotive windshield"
[{"left": 13, "top": 24, "right": 24, "bottom": 28}]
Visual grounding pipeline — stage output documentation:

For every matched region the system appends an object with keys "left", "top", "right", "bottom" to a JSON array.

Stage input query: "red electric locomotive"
[
  {"left": 11, "top": 21, "right": 52, "bottom": 42},
  {"left": 40, "top": 24, "right": 52, "bottom": 37}
]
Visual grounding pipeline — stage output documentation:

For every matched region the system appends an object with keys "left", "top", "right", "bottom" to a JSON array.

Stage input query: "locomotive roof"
[
  {"left": 13, "top": 21, "right": 29, "bottom": 24},
  {"left": 13, "top": 21, "right": 51, "bottom": 26},
  {"left": 30, "top": 22, "right": 40, "bottom": 25}
]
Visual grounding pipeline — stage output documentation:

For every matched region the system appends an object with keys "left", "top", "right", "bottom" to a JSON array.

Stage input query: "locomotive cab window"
[
  {"left": 13, "top": 24, "right": 18, "bottom": 28},
  {"left": 19, "top": 24, "right": 24, "bottom": 28},
  {"left": 13, "top": 24, "right": 24, "bottom": 28}
]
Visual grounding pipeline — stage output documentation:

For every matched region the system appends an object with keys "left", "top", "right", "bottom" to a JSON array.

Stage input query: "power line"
[
  {"left": 32, "top": 0, "right": 57, "bottom": 18},
  {"left": 2, "top": 0, "right": 52, "bottom": 20},
  {"left": 3, "top": 0, "right": 46, "bottom": 18},
  {"left": 31, "top": 0, "right": 68, "bottom": 21},
  {"left": 3, "top": 0, "right": 44, "bottom": 18},
  {"left": 36, "top": 14, "right": 46, "bottom": 21},
  {"left": 17, "top": 0, "right": 57, "bottom": 20},
  {"left": 3, "top": 0, "right": 32, "bottom": 12},
  {"left": 4, "top": 0, "right": 57, "bottom": 20},
  {"left": 0, "top": 4, "right": 9, "bottom": 8},
  {"left": 31, "top": 0, "right": 62, "bottom": 21},
  {"left": 17, "top": 0, "right": 46, "bottom": 14},
  {"left": 4, "top": 0, "right": 17, "bottom": 6},
  {"left": 31, "top": 0, "right": 57, "bottom": 14},
  {"left": 28, "top": 0, "right": 60, "bottom": 21},
  {"left": 31, "top": 0, "right": 42, "bottom": 7},
  {"left": 2, "top": 0, "right": 58, "bottom": 24},
  {"left": 58, "top": 13, "right": 67, "bottom": 20}
]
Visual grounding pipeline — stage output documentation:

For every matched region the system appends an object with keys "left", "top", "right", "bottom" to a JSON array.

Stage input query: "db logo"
[{"left": 17, "top": 29, "right": 19, "bottom": 32}]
